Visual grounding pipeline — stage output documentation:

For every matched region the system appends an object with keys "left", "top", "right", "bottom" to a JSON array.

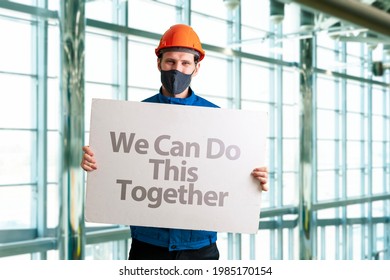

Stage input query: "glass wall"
[{"left": 0, "top": 0, "right": 389, "bottom": 260}]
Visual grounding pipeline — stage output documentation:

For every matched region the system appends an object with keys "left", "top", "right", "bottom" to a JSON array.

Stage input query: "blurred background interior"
[{"left": 0, "top": 0, "right": 389, "bottom": 260}]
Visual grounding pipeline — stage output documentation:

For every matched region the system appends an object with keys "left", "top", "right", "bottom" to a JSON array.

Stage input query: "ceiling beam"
[{"left": 291, "top": 0, "right": 390, "bottom": 38}]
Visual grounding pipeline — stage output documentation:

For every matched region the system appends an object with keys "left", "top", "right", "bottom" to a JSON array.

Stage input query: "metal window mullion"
[
  {"left": 269, "top": 19, "right": 284, "bottom": 260},
  {"left": 372, "top": 224, "right": 377, "bottom": 259},
  {"left": 227, "top": 6, "right": 242, "bottom": 260},
  {"left": 360, "top": 45, "right": 369, "bottom": 260},
  {"left": 288, "top": 227, "right": 294, "bottom": 260},
  {"left": 320, "top": 226, "right": 325, "bottom": 259},
  {"left": 340, "top": 42, "right": 348, "bottom": 260},
  {"left": 114, "top": 0, "right": 128, "bottom": 101},
  {"left": 267, "top": 25, "right": 279, "bottom": 260},
  {"left": 234, "top": 233, "right": 242, "bottom": 260},
  {"left": 360, "top": 65, "right": 367, "bottom": 259},
  {"left": 31, "top": 0, "right": 49, "bottom": 260},
  {"left": 226, "top": 7, "right": 234, "bottom": 260},
  {"left": 348, "top": 223, "right": 353, "bottom": 259},
  {"left": 334, "top": 88, "right": 340, "bottom": 260},
  {"left": 268, "top": 69, "right": 276, "bottom": 260},
  {"left": 367, "top": 76, "right": 374, "bottom": 259},
  {"left": 311, "top": 35, "right": 318, "bottom": 260},
  {"left": 227, "top": 232, "right": 233, "bottom": 260},
  {"left": 386, "top": 223, "right": 390, "bottom": 260},
  {"left": 176, "top": 0, "right": 191, "bottom": 24},
  {"left": 227, "top": 5, "right": 241, "bottom": 110},
  {"left": 30, "top": 5, "right": 38, "bottom": 242},
  {"left": 333, "top": 60, "right": 339, "bottom": 260},
  {"left": 378, "top": 81, "right": 388, "bottom": 260},
  {"left": 249, "top": 234, "right": 255, "bottom": 260},
  {"left": 382, "top": 83, "right": 389, "bottom": 260}
]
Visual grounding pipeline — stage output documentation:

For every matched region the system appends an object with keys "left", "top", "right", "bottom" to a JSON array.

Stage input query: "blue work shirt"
[{"left": 130, "top": 87, "right": 219, "bottom": 251}]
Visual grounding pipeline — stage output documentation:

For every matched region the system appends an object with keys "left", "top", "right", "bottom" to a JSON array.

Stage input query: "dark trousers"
[{"left": 128, "top": 238, "right": 219, "bottom": 260}]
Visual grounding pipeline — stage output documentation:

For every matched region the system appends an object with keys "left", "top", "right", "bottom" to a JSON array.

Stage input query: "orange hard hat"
[{"left": 155, "top": 24, "right": 205, "bottom": 61}]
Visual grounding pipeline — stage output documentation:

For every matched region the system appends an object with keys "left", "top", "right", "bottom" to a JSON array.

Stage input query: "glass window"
[
  {"left": 191, "top": 54, "right": 228, "bottom": 100},
  {"left": 317, "top": 170, "right": 337, "bottom": 201},
  {"left": 372, "top": 116, "right": 384, "bottom": 141},
  {"left": 48, "top": 25, "right": 60, "bottom": 78},
  {"left": 128, "top": 0, "right": 177, "bottom": 33},
  {"left": 347, "top": 113, "right": 362, "bottom": 140},
  {"left": 317, "top": 76, "right": 338, "bottom": 110},
  {"left": 0, "top": 16, "right": 32, "bottom": 74},
  {"left": 241, "top": 60, "right": 270, "bottom": 101},
  {"left": 346, "top": 42, "right": 364, "bottom": 76},
  {"left": 47, "top": 79, "right": 60, "bottom": 130},
  {"left": 0, "top": 74, "right": 36, "bottom": 129},
  {"left": 317, "top": 47, "right": 337, "bottom": 72},
  {"left": 283, "top": 106, "right": 299, "bottom": 138},
  {"left": 241, "top": 0, "right": 270, "bottom": 45},
  {"left": 0, "top": 186, "right": 34, "bottom": 229},
  {"left": 85, "top": 32, "right": 115, "bottom": 84},
  {"left": 47, "top": 184, "right": 59, "bottom": 228},
  {"left": 282, "top": 70, "right": 299, "bottom": 104},
  {"left": 191, "top": 1, "right": 227, "bottom": 47},
  {"left": 128, "top": 39, "right": 160, "bottom": 90},
  {"left": 372, "top": 86, "right": 386, "bottom": 115},
  {"left": 86, "top": 1, "right": 114, "bottom": 23},
  {"left": 317, "top": 109, "right": 337, "bottom": 140},
  {"left": 346, "top": 169, "right": 362, "bottom": 197},
  {"left": 283, "top": 172, "right": 298, "bottom": 205},
  {"left": 0, "top": 131, "right": 35, "bottom": 185},
  {"left": 346, "top": 82, "right": 362, "bottom": 112},
  {"left": 346, "top": 140, "right": 362, "bottom": 168},
  {"left": 192, "top": 15, "right": 227, "bottom": 47}
]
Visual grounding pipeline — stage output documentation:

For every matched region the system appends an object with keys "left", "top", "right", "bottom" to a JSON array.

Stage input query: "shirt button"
[{"left": 171, "top": 245, "right": 177, "bottom": 249}]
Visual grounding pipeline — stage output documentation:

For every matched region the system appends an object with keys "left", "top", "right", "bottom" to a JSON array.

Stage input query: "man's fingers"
[{"left": 81, "top": 160, "right": 97, "bottom": 171}]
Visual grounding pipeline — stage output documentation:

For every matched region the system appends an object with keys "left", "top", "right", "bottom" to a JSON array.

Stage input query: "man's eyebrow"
[{"left": 164, "top": 57, "right": 193, "bottom": 63}]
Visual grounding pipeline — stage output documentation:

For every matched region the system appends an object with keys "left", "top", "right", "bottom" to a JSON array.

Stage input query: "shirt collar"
[{"left": 157, "top": 87, "right": 197, "bottom": 105}]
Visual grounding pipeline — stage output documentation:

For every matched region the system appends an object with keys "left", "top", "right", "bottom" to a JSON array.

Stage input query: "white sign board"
[{"left": 85, "top": 99, "right": 267, "bottom": 234}]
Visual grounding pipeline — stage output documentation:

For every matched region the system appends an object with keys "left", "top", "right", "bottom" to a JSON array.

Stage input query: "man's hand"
[
  {"left": 251, "top": 167, "right": 269, "bottom": 191},
  {"left": 80, "top": 146, "right": 97, "bottom": 171}
]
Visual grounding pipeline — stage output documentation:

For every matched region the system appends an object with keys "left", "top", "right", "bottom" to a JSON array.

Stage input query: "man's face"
[{"left": 158, "top": 51, "right": 199, "bottom": 76}]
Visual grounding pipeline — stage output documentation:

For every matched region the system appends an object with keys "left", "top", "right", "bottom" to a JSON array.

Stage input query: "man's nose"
[{"left": 171, "top": 63, "right": 183, "bottom": 72}]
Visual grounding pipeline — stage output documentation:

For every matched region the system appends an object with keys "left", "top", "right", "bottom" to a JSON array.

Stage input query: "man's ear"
[
  {"left": 157, "top": 58, "right": 162, "bottom": 71},
  {"left": 192, "top": 62, "right": 201, "bottom": 77}
]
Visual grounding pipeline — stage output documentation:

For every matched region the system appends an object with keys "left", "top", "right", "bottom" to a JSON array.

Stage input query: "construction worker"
[{"left": 81, "top": 24, "right": 268, "bottom": 260}]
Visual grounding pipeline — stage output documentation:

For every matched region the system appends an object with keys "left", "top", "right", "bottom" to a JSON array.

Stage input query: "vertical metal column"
[
  {"left": 35, "top": 0, "right": 49, "bottom": 260},
  {"left": 340, "top": 44, "right": 348, "bottom": 259},
  {"left": 59, "top": 0, "right": 86, "bottom": 260},
  {"left": 269, "top": 14, "right": 284, "bottom": 260},
  {"left": 227, "top": 4, "right": 243, "bottom": 260},
  {"left": 298, "top": 34, "right": 314, "bottom": 260},
  {"left": 114, "top": 0, "right": 128, "bottom": 101},
  {"left": 227, "top": 5, "right": 242, "bottom": 110},
  {"left": 177, "top": 0, "right": 191, "bottom": 24}
]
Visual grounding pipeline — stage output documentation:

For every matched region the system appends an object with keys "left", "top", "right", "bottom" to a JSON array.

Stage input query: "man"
[{"left": 81, "top": 24, "right": 268, "bottom": 260}]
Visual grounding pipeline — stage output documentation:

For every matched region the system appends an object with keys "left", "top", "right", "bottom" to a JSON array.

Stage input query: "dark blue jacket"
[{"left": 130, "top": 88, "right": 219, "bottom": 251}]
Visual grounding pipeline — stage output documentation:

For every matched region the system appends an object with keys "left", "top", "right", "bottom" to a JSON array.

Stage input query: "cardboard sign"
[{"left": 85, "top": 99, "right": 267, "bottom": 234}]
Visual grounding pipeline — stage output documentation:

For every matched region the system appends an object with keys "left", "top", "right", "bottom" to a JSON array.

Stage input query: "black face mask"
[{"left": 161, "top": 69, "right": 192, "bottom": 95}]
